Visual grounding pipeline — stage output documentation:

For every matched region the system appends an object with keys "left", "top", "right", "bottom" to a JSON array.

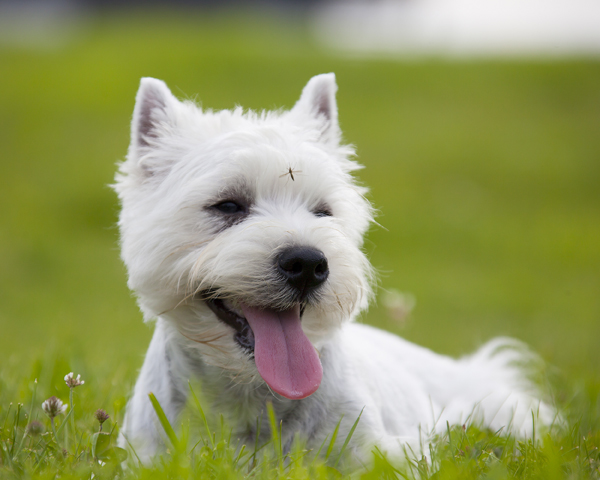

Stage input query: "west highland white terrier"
[{"left": 114, "top": 74, "right": 552, "bottom": 462}]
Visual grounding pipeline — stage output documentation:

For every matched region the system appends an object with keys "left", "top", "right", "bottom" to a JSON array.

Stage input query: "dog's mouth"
[
  {"left": 204, "top": 297, "right": 255, "bottom": 353},
  {"left": 203, "top": 293, "right": 322, "bottom": 400}
]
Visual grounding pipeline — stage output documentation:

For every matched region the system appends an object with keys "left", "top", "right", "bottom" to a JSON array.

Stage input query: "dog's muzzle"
[
  {"left": 200, "top": 247, "right": 329, "bottom": 399},
  {"left": 202, "top": 247, "right": 329, "bottom": 352}
]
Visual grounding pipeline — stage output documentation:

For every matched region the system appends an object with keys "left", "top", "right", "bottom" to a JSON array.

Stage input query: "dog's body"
[{"left": 114, "top": 74, "right": 552, "bottom": 462}]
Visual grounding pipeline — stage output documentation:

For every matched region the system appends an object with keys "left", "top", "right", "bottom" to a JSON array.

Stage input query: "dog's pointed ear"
[
  {"left": 291, "top": 73, "right": 340, "bottom": 144},
  {"left": 130, "top": 77, "right": 179, "bottom": 158}
]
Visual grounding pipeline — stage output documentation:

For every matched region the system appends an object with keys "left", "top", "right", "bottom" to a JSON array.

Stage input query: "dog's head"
[{"left": 114, "top": 74, "right": 374, "bottom": 399}]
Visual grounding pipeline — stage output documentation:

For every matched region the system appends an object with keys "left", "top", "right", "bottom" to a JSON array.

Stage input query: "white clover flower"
[
  {"left": 42, "top": 396, "right": 68, "bottom": 419},
  {"left": 64, "top": 372, "right": 85, "bottom": 388}
]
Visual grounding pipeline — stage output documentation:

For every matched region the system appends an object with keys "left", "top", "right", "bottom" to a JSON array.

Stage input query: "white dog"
[{"left": 114, "top": 74, "right": 552, "bottom": 462}]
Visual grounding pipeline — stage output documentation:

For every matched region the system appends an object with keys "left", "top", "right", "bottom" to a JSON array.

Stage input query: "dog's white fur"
[{"left": 114, "top": 74, "right": 552, "bottom": 462}]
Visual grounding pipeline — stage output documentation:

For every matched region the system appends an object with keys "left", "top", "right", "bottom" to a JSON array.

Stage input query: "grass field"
[{"left": 1, "top": 9, "right": 599, "bottom": 478}]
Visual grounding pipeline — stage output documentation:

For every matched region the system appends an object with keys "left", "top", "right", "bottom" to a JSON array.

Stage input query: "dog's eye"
[
  {"left": 213, "top": 201, "right": 245, "bottom": 214},
  {"left": 313, "top": 208, "right": 332, "bottom": 218}
]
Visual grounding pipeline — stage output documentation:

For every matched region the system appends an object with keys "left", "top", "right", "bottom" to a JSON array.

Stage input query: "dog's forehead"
[
  {"left": 219, "top": 142, "right": 348, "bottom": 201},
  {"left": 180, "top": 116, "right": 351, "bottom": 194}
]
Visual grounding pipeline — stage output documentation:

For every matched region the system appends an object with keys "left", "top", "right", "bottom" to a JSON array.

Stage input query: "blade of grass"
[
  {"left": 373, "top": 446, "right": 410, "bottom": 480},
  {"left": 33, "top": 440, "right": 50, "bottom": 473},
  {"left": 245, "top": 412, "right": 263, "bottom": 471},
  {"left": 13, "top": 380, "right": 38, "bottom": 459},
  {"left": 10, "top": 403, "right": 23, "bottom": 456},
  {"left": 325, "top": 414, "right": 344, "bottom": 461},
  {"left": 240, "top": 440, "right": 270, "bottom": 469},
  {"left": 310, "top": 434, "right": 329, "bottom": 466},
  {"left": 50, "top": 418, "right": 62, "bottom": 452},
  {"left": 68, "top": 387, "right": 75, "bottom": 453},
  {"left": 55, "top": 407, "right": 73, "bottom": 437},
  {"left": 2, "top": 403, "right": 13, "bottom": 431},
  {"left": 233, "top": 444, "right": 246, "bottom": 468},
  {"left": 122, "top": 432, "right": 143, "bottom": 468},
  {"left": 266, "top": 402, "right": 282, "bottom": 465},
  {"left": 148, "top": 392, "right": 180, "bottom": 450},
  {"left": 446, "top": 421, "right": 453, "bottom": 453},
  {"left": 188, "top": 437, "right": 205, "bottom": 456},
  {"left": 334, "top": 406, "right": 364, "bottom": 468}
]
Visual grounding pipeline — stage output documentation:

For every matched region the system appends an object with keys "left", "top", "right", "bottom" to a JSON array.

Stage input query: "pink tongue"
[{"left": 241, "top": 303, "right": 323, "bottom": 400}]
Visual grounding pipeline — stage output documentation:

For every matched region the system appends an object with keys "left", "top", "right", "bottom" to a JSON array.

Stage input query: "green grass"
[
  {"left": 1, "top": 367, "right": 599, "bottom": 479},
  {"left": 1, "top": 8, "right": 599, "bottom": 479}
]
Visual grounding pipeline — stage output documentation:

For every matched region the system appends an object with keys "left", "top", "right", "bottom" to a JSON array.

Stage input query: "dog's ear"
[
  {"left": 291, "top": 73, "right": 340, "bottom": 145},
  {"left": 128, "top": 78, "right": 181, "bottom": 175}
]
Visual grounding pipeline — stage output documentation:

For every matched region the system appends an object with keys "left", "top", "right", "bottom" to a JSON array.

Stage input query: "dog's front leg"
[{"left": 119, "top": 318, "right": 189, "bottom": 462}]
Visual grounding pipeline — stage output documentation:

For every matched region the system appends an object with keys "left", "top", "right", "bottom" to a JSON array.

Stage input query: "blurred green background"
[{"left": 0, "top": 10, "right": 598, "bottom": 394}]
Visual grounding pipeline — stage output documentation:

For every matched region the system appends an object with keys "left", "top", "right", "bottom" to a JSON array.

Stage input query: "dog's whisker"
[{"left": 178, "top": 329, "right": 229, "bottom": 353}]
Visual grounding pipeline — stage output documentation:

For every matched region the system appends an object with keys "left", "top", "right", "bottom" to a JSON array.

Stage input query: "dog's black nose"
[{"left": 277, "top": 247, "right": 329, "bottom": 296}]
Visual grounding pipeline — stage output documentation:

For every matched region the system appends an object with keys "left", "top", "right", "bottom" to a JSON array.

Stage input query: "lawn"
[{"left": 0, "top": 9, "right": 599, "bottom": 478}]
